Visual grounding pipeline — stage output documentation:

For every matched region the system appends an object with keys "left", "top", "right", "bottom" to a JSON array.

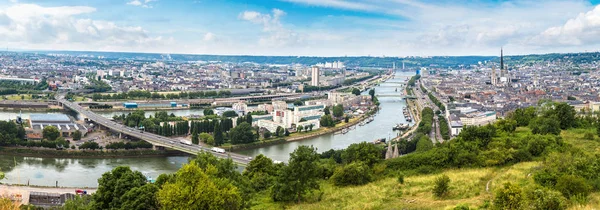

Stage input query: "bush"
[
  {"left": 453, "top": 204, "right": 470, "bottom": 210},
  {"left": 493, "top": 182, "right": 523, "bottom": 210},
  {"left": 397, "top": 174, "right": 405, "bottom": 184},
  {"left": 528, "top": 188, "right": 566, "bottom": 210},
  {"left": 331, "top": 161, "right": 373, "bottom": 186},
  {"left": 584, "top": 132, "right": 595, "bottom": 140},
  {"left": 432, "top": 174, "right": 450, "bottom": 198},
  {"left": 555, "top": 175, "right": 591, "bottom": 199}
]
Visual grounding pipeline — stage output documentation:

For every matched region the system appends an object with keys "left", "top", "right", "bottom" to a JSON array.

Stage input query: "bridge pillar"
[
  {"left": 153, "top": 145, "right": 165, "bottom": 151},
  {"left": 119, "top": 133, "right": 122, "bottom": 139}
]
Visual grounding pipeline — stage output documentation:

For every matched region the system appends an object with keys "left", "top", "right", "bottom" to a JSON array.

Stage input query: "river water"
[{"left": 0, "top": 71, "right": 414, "bottom": 187}]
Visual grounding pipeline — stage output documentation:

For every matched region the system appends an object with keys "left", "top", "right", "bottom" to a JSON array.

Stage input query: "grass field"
[{"left": 249, "top": 127, "right": 600, "bottom": 210}]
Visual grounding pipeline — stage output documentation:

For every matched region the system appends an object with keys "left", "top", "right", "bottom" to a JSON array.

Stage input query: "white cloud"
[
  {"left": 239, "top": 9, "right": 302, "bottom": 47},
  {"left": 203, "top": 32, "right": 215, "bottom": 41},
  {"left": 127, "top": 0, "right": 156, "bottom": 8},
  {"left": 531, "top": 5, "right": 600, "bottom": 46},
  {"left": 0, "top": 3, "right": 172, "bottom": 53}
]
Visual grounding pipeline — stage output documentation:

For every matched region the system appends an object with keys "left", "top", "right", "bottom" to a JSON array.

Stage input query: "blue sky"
[{"left": 1, "top": 0, "right": 600, "bottom": 56}]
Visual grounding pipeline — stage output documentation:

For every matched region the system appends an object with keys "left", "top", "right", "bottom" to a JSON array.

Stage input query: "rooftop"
[{"left": 30, "top": 114, "right": 71, "bottom": 123}]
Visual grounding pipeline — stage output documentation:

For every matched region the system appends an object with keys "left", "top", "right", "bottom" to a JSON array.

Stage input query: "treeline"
[
  {"left": 342, "top": 74, "right": 375, "bottom": 86},
  {"left": 407, "top": 75, "right": 421, "bottom": 87},
  {"left": 106, "top": 141, "right": 153, "bottom": 150},
  {"left": 89, "top": 104, "right": 113, "bottom": 109},
  {"left": 190, "top": 119, "right": 233, "bottom": 134},
  {"left": 428, "top": 92, "right": 446, "bottom": 112},
  {"left": 438, "top": 116, "right": 450, "bottom": 140},
  {"left": 92, "top": 90, "right": 232, "bottom": 101},
  {"left": 156, "top": 122, "right": 189, "bottom": 137},
  {"left": 0, "top": 121, "right": 26, "bottom": 146},
  {"left": 300, "top": 85, "right": 341, "bottom": 93}
]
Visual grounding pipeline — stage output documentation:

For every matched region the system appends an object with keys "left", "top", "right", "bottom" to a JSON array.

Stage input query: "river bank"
[{"left": 0, "top": 147, "right": 188, "bottom": 159}]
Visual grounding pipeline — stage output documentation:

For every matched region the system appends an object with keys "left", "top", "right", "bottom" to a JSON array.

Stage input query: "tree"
[
  {"left": 157, "top": 162, "right": 242, "bottom": 210},
  {"left": 284, "top": 129, "right": 290, "bottom": 136},
  {"left": 433, "top": 174, "right": 450, "bottom": 198},
  {"left": 528, "top": 188, "right": 566, "bottom": 210},
  {"left": 214, "top": 123, "right": 224, "bottom": 146},
  {"left": 508, "top": 107, "right": 537, "bottom": 127},
  {"left": 275, "top": 126, "right": 284, "bottom": 137},
  {"left": 331, "top": 161, "right": 373, "bottom": 186},
  {"left": 324, "top": 106, "right": 330, "bottom": 115},
  {"left": 308, "top": 124, "right": 314, "bottom": 131},
  {"left": 555, "top": 175, "right": 591, "bottom": 199},
  {"left": 203, "top": 109, "right": 215, "bottom": 116},
  {"left": 293, "top": 100, "right": 304, "bottom": 106},
  {"left": 120, "top": 184, "right": 159, "bottom": 210},
  {"left": 341, "top": 142, "right": 382, "bottom": 167},
  {"left": 72, "top": 130, "right": 82, "bottom": 141},
  {"left": 263, "top": 130, "right": 272, "bottom": 139},
  {"left": 320, "top": 115, "right": 335, "bottom": 127},
  {"left": 93, "top": 166, "right": 148, "bottom": 210},
  {"left": 529, "top": 116, "right": 561, "bottom": 135},
  {"left": 43, "top": 126, "right": 60, "bottom": 141},
  {"left": 344, "top": 116, "right": 349, "bottom": 123},
  {"left": 229, "top": 122, "right": 255, "bottom": 144},
  {"left": 416, "top": 135, "right": 434, "bottom": 152},
  {"left": 297, "top": 125, "right": 304, "bottom": 133},
  {"left": 223, "top": 110, "right": 238, "bottom": 118},
  {"left": 62, "top": 195, "right": 93, "bottom": 210},
  {"left": 351, "top": 88, "right": 361, "bottom": 96},
  {"left": 271, "top": 145, "right": 320, "bottom": 202},
  {"left": 191, "top": 131, "right": 199, "bottom": 145},
  {"left": 494, "top": 182, "right": 524, "bottom": 210},
  {"left": 333, "top": 104, "right": 344, "bottom": 118},
  {"left": 369, "top": 89, "right": 375, "bottom": 101},
  {"left": 496, "top": 119, "right": 517, "bottom": 133},
  {"left": 244, "top": 154, "right": 277, "bottom": 191},
  {"left": 543, "top": 102, "right": 576, "bottom": 130}
]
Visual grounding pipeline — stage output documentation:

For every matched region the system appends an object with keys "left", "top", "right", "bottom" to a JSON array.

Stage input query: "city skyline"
[{"left": 2, "top": 0, "right": 600, "bottom": 56}]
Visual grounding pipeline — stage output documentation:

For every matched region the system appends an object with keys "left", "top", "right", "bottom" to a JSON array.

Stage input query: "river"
[{"left": 0, "top": 71, "right": 414, "bottom": 187}]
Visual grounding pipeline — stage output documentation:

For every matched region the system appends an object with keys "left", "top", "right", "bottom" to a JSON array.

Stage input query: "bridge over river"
[{"left": 57, "top": 99, "right": 252, "bottom": 165}]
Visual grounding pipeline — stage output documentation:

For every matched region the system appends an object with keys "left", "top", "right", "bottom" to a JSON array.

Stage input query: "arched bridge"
[{"left": 58, "top": 99, "right": 252, "bottom": 165}]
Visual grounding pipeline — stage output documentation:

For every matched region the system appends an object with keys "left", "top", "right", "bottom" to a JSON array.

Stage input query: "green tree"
[
  {"left": 555, "top": 175, "right": 591, "bottom": 199},
  {"left": 120, "top": 184, "right": 159, "bottom": 210},
  {"left": 271, "top": 145, "right": 320, "bottom": 202},
  {"left": 297, "top": 125, "right": 304, "bottom": 133},
  {"left": 293, "top": 100, "right": 304, "bottom": 106},
  {"left": 493, "top": 182, "right": 524, "bottom": 210},
  {"left": 433, "top": 174, "right": 450, "bottom": 198},
  {"left": 543, "top": 102, "right": 576, "bottom": 130},
  {"left": 507, "top": 107, "right": 537, "bottom": 127},
  {"left": 93, "top": 166, "right": 147, "bottom": 210},
  {"left": 243, "top": 154, "right": 277, "bottom": 191},
  {"left": 529, "top": 116, "right": 561, "bottom": 135},
  {"left": 369, "top": 89, "right": 375, "bottom": 101},
  {"left": 62, "top": 195, "right": 93, "bottom": 210},
  {"left": 263, "top": 130, "right": 272, "bottom": 139},
  {"left": 203, "top": 109, "right": 215, "bottom": 116},
  {"left": 341, "top": 142, "right": 382, "bottom": 167},
  {"left": 72, "top": 130, "right": 82, "bottom": 141},
  {"left": 351, "top": 88, "right": 361, "bottom": 96},
  {"left": 331, "top": 161, "right": 373, "bottom": 186},
  {"left": 496, "top": 119, "right": 517, "bottom": 133},
  {"left": 528, "top": 188, "right": 566, "bottom": 210},
  {"left": 416, "top": 135, "right": 434, "bottom": 152},
  {"left": 43, "top": 126, "right": 60, "bottom": 141},
  {"left": 222, "top": 110, "right": 238, "bottom": 118},
  {"left": 157, "top": 162, "right": 242, "bottom": 210},
  {"left": 320, "top": 115, "right": 334, "bottom": 127},
  {"left": 333, "top": 104, "right": 344, "bottom": 118},
  {"left": 229, "top": 122, "right": 254, "bottom": 144},
  {"left": 191, "top": 131, "right": 199, "bottom": 145},
  {"left": 214, "top": 123, "right": 224, "bottom": 146},
  {"left": 324, "top": 106, "right": 330, "bottom": 115}
]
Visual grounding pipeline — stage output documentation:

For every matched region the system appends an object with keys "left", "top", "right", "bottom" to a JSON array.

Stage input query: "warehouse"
[{"left": 29, "top": 114, "right": 88, "bottom": 138}]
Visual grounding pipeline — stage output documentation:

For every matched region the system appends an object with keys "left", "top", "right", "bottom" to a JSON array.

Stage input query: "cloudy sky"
[{"left": 1, "top": 0, "right": 600, "bottom": 56}]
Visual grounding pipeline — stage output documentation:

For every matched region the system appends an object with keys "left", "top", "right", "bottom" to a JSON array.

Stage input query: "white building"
[
  {"left": 311, "top": 66, "right": 320, "bottom": 86},
  {"left": 232, "top": 101, "right": 248, "bottom": 113},
  {"left": 459, "top": 111, "right": 497, "bottom": 126},
  {"left": 257, "top": 103, "right": 324, "bottom": 133}
]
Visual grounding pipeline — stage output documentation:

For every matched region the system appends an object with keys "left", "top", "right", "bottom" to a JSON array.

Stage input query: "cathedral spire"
[{"left": 500, "top": 48, "right": 504, "bottom": 70}]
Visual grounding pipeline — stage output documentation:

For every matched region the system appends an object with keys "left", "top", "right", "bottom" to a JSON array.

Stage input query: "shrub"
[
  {"left": 528, "top": 188, "right": 566, "bottom": 210},
  {"left": 432, "top": 174, "right": 450, "bottom": 198},
  {"left": 453, "top": 204, "right": 470, "bottom": 210},
  {"left": 555, "top": 175, "right": 591, "bottom": 199},
  {"left": 397, "top": 174, "right": 405, "bottom": 184},
  {"left": 583, "top": 132, "right": 595, "bottom": 140},
  {"left": 331, "top": 161, "right": 373, "bottom": 186},
  {"left": 493, "top": 182, "right": 523, "bottom": 210}
]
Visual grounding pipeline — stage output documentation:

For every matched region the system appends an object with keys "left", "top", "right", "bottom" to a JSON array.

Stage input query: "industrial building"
[{"left": 28, "top": 114, "right": 88, "bottom": 138}]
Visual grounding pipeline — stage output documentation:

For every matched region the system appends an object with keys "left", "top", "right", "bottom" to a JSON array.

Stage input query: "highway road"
[{"left": 57, "top": 98, "right": 253, "bottom": 165}]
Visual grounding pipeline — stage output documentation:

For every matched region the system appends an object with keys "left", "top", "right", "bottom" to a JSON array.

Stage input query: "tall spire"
[{"left": 500, "top": 48, "right": 504, "bottom": 70}]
